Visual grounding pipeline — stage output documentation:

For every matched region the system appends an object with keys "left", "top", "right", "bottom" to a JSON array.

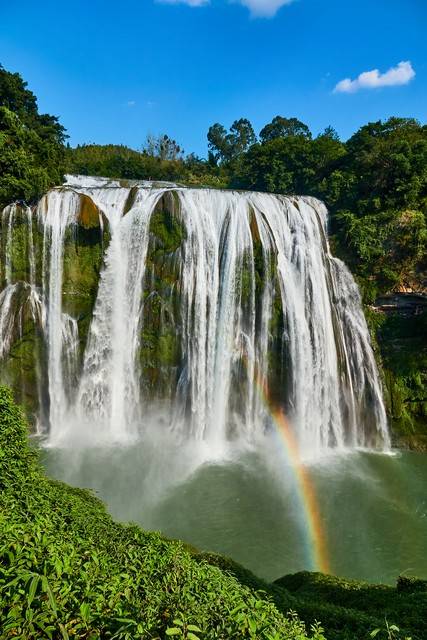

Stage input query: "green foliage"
[
  {"left": 370, "top": 622, "right": 412, "bottom": 640},
  {"left": 207, "top": 119, "right": 257, "bottom": 164},
  {"left": 272, "top": 571, "right": 426, "bottom": 640},
  {"left": 65, "top": 143, "right": 225, "bottom": 188},
  {"left": 373, "top": 309, "right": 427, "bottom": 440},
  {"left": 0, "top": 65, "right": 66, "bottom": 209},
  {"left": 0, "top": 387, "right": 325, "bottom": 640},
  {"left": 143, "top": 133, "right": 184, "bottom": 161},
  {"left": 259, "top": 116, "right": 312, "bottom": 143},
  {"left": 329, "top": 118, "right": 426, "bottom": 299}
]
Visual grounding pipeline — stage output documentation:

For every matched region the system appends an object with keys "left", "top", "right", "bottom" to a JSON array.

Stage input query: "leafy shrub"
[
  {"left": 273, "top": 571, "right": 426, "bottom": 640},
  {"left": 0, "top": 386, "right": 324, "bottom": 639}
]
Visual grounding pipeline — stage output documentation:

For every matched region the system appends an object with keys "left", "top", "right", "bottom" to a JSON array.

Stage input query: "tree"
[
  {"left": 0, "top": 65, "right": 66, "bottom": 145},
  {"left": 259, "top": 116, "right": 312, "bottom": 143},
  {"left": 319, "top": 126, "right": 340, "bottom": 141},
  {"left": 337, "top": 117, "right": 427, "bottom": 215},
  {"left": 0, "top": 107, "right": 63, "bottom": 206},
  {"left": 143, "top": 134, "right": 183, "bottom": 161},
  {"left": 232, "top": 136, "right": 315, "bottom": 194},
  {"left": 207, "top": 123, "right": 230, "bottom": 164},
  {"left": 329, "top": 117, "right": 427, "bottom": 299},
  {"left": 0, "top": 65, "right": 66, "bottom": 208},
  {"left": 228, "top": 118, "right": 257, "bottom": 155},
  {"left": 207, "top": 118, "right": 256, "bottom": 164}
]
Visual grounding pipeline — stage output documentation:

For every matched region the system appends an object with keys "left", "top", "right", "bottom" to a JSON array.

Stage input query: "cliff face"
[
  {"left": 0, "top": 198, "right": 106, "bottom": 423},
  {"left": 368, "top": 295, "right": 427, "bottom": 450},
  {"left": 0, "top": 193, "right": 183, "bottom": 421},
  {"left": 0, "top": 181, "right": 424, "bottom": 447}
]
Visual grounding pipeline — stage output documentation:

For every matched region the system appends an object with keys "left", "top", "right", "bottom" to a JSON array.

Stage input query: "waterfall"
[
  {"left": 0, "top": 176, "right": 389, "bottom": 451},
  {"left": 76, "top": 188, "right": 161, "bottom": 440},
  {"left": 38, "top": 190, "right": 82, "bottom": 429}
]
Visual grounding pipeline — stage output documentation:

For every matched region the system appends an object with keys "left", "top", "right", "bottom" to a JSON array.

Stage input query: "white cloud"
[
  {"left": 158, "top": 0, "right": 295, "bottom": 16},
  {"left": 158, "top": 0, "right": 208, "bottom": 6},
  {"left": 334, "top": 61, "right": 415, "bottom": 93},
  {"left": 237, "top": 0, "right": 294, "bottom": 17},
  {"left": 127, "top": 100, "right": 136, "bottom": 107}
]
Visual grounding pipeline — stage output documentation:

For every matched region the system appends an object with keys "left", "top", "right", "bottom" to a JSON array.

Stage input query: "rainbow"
[{"left": 253, "top": 368, "right": 331, "bottom": 574}]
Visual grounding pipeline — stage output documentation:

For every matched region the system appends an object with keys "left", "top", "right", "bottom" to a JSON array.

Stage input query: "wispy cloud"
[
  {"left": 157, "top": 0, "right": 295, "bottom": 16},
  {"left": 126, "top": 100, "right": 136, "bottom": 107},
  {"left": 158, "top": 0, "right": 208, "bottom": 6},
  {"left": 334, "top": 61, "right": 415, "bottom": 94},
  {"left": 237, "top": 0, "right": 295, "bottom": 17}
]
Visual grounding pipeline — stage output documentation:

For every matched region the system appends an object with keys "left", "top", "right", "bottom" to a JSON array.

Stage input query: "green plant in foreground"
[
  {"left": 166, "top": 617, "right": 203, "bottom": 639},
  {"left": 0, "top": 386, "right": 323, "bottom": 639},
  {"left": 370, "top": 621, "right": 412, "bottom": 640}
]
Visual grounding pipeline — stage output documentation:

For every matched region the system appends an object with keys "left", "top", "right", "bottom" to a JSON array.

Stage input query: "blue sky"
[{"left": 1, "top": 0, "right": 425, "bottom": 156}]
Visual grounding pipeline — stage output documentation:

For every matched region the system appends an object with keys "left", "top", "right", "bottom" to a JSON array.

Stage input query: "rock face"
[
  {"left": 0, "top": 194, "right": 107, "bottom": 420},
  {"left": 0, "top": 177, "right": 390, "bottom": 451},
  {"left": 370, "top": 294, "right": 427, "bottom": 449}
]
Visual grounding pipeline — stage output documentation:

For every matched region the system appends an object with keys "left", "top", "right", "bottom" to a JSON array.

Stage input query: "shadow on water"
[{"left": 42, "top": 434, "right": 427, "bottom": 585}]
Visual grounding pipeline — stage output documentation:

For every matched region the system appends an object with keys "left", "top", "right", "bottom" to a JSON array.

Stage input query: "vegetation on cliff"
[{"left": 0, "top": 65, "right": 66, "bottom": 209}]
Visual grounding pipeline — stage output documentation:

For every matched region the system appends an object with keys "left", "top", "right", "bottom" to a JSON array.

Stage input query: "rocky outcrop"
[{"left": 369, "top": 294, "right": 427, "bottom": 450}]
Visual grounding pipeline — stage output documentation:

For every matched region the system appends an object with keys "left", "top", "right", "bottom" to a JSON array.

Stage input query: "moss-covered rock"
[
  {"left": 139, "top": 195, "right": 185, "bottom": 398},
  {"left": 366, "top": 302, "right": 427, "bottom": 449},
  {"left": 76, "top": 193, "right": 106, "bottom": 229},
  {"left": 61, "top": 223, "right": 108, "bottom": 365},
  {"left": 0, "top": 205, "right": 41, "bottom": 286},
  {"left": 0, "top": 282, "right": 45, "bottom": 422}
]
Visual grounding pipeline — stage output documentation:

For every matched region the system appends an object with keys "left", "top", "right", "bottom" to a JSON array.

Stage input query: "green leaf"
[
  {"left": 41, "top": 577, "right": 57, "bottom": 616},
  {"left": 172, "top": 618, "right": 184, "bottom": 626},
  {"left": 248, "top": 618, "right": 257, "bottom": 633},
  {"left": 230, "top": 604, "right": 246, "bottom": 616},
  {"left": 27, "top": 574, "right": 40, "bottom": 607},
  {"left": 80, "top": 602, "right": 91, "bottom": 622},
  {"left": 166, "top": 629, "right": 182, "bottom": 636},
  {"left": 370, "top": 630, "right": 381, "bottom": 638}
]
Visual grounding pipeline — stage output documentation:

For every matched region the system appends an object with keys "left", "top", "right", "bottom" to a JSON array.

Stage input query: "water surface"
[{"left": 43, "top": 440, "right": 427, "bottom": 585}]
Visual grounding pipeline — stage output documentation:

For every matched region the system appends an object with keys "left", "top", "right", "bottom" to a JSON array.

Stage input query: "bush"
[{"left": 0, "top": 386, "right": 324, "bottom": 639}]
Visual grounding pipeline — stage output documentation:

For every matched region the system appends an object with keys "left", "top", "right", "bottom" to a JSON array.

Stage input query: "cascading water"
[
  {"left": 0, "top": 175, "right": 389, "bottom": 453},
  {"left": 76, "top": 188, "right": 161, "bottom": 440}
]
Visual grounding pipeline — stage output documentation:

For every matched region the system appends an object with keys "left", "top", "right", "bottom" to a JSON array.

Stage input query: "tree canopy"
[
  {"left": 259, "top": 116, "right": 312, "bottom": 143},
  {"left": 207, "top": 118, "right": 257, "bottom": 164},
  {"left": 0, "top": 65, "right": 66, "bottom": 208},
  {"left": 1, "top": 63, "right": 425, "bottom": 304}
]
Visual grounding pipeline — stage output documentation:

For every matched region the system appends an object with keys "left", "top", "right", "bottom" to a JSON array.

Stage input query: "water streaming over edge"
[{"left": 0, "top": 176, "right": 389, "bottom": 454}]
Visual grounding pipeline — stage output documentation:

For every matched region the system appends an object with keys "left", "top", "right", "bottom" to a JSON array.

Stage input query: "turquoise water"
[{"left": 43, "top": 442, "right": 427, "bottom": 585}]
